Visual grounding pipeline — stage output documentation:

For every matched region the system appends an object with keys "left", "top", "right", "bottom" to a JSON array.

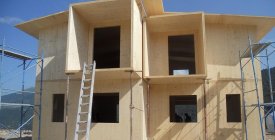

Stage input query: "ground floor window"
[
  {"left": 226, "top": 94, "right": 241, "bottom": 122},
  {"left": 52, "top": 94, "right": 65, "bottom": 122},
  {"left": 92, "top": 93, "right": 119, "bottom": 123},
  {"left": 170, "top": 95, "right": 197, "bottom": 123}
]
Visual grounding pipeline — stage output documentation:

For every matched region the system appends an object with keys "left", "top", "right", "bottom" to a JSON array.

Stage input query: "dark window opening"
[
  {"left": 170, "top": 95, "right": 197, "bottom": 123},
  {"left": 94, "top": 26, "right": 120, "bottom": 69},
  {"left": 168, "top": 35, "right": 195, "bottom": 75},
  {"left": 52, "top": 94, "right": 65, "bottom": 122},
  {"left": 226, "top": 94, "right": 241, "bottom": 122},
  {"left": 92, "top": 93, "right": 119, "bottom": 123}
]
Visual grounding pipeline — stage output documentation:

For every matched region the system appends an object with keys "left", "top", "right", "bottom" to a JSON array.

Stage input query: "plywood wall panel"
[
  {"left": 204, "top": 23, "right": 264, "bottom": 140},
  {"left": 131, "top": 0, "right": 143, "bottom": 71},
  {"left": 149, "top": 84, "right": 204, "bottom": 140},
  {"left": 66, "top": 7, "right": 89, "bottom": 72},
  {"left": 37, "top": 23, "right": 68, "bottom": 80},
  {"left": 88, "top": 20, "right": 131, "bottom": 68},
  {"left": 34, "top": 79, "right": 146, "bottom": 140}
]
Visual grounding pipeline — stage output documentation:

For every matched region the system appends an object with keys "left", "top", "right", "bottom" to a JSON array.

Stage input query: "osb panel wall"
[{"left": 148, "top": 84, "right": 204, "bottom": 140}]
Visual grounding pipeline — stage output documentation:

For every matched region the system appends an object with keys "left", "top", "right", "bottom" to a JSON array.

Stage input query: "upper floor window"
[
  {"left": 94, "top": 26, "right": 120, "bottom": 69},
  {"left": 168, "top": 35, "right": 195, "bottom": 75}
]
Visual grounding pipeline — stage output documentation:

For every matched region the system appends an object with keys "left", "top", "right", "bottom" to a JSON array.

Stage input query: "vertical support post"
[
  {"left": 129, "top": 71, "right": 133, "bottom": 140},
  {"left": 248, "top": 37, "right": 265, "bottom": 140},
  {"left": 265, "top": 49, "right": 275, "bottom": 131},
  {"left": 0, "top": 38, "right": 5, "bottom": 109},
  {"left": 65, "top": 75, "right": 70, "bottom": 140},
  {"left": 203, "top": 80, "right": 208, "bottom": 140},
  {"left": 38, "top": 53, "right": 44, "bottom": 140},
  {"left": 239, "top": 51, "right": 248, "bottom": 140},
  {"left": 20, "top": 60, "right": 26, "bottom": 140}
]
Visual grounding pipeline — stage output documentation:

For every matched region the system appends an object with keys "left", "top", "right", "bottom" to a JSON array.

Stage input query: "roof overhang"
[
  {"left": 15, "top": 0, "right": 275, "bottom": 42},
  {"left": 16, "top": 11, "right": 69, "bottom": 39},
  {"left": 142, "top": 0, "right": 164, "bottom": 16},
  {"left": 71, "top": 0, "right": 131, "bottom": 24},
  {"left": 205, "top": 13, "right": 275, "bottom": 41}
]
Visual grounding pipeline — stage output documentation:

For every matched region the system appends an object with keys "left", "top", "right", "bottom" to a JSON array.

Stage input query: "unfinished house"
[{"left": 15, "top": 0, "right": 275, "bottom": 139}]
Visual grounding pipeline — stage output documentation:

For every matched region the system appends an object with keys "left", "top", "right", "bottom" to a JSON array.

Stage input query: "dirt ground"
[{"left": 266, "top": 133, "right": 275, "bottom": 140}]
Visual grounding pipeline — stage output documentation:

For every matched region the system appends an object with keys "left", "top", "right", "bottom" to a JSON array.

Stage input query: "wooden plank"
[{"left": 0, "top": 48, "right": 32, "bottom": 60}]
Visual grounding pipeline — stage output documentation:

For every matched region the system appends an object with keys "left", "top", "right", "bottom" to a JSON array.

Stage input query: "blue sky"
[{"left": 0, "top": 0, "right": 275, "bottom": 95}]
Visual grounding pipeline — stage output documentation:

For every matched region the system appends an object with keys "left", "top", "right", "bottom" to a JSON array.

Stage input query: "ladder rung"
[
  {"left": 77, "top": 130, "right": 86, "bottom": 134},
  {"left": 79, "top": 112, "right": 88, "bottom": 115},
  {"left": 82, "top": 87, "right": 91, "bottom": 90},
  {"left": 81, "top": 95, "right": 90, "bottom": 98},
  {"left": 78, "top": 121, "right": 87, "bottom": 124},
  {"left": 84, "top": 79, "right": 92, "bottom": 82},
  {"left": 80, "top": 103, "right": 89, "bottom": 106},
  {"left": 85, "top": 64, "right": 93, "bottom": 67},
  {"left": 84, "top": 72, "right": 91, "bottom": 75}
]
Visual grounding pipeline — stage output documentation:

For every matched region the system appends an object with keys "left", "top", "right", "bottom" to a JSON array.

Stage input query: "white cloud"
[{"left": 0, "top": 17, "right": 24, "bottom": 25}]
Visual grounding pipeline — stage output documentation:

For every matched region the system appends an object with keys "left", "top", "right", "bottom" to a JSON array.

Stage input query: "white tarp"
[{"left": 266, "top": 111, "right": 275, "bottom": 133}]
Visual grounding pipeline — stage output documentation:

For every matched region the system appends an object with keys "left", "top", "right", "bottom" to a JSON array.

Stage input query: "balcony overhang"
[{"left": 145, "top": 74, "right": 206, "bottom": 84}]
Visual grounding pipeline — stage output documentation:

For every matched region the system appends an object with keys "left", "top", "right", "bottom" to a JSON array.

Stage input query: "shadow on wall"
[
  {"left": 149, "top": 84, "right": 203, "bottom": 140},
  {"left": 206, "top": 76, "right": 243, "bottom": 140},
  {"left": 77, "top": 78, "right": 140, "bottom": 140},
  {"left": 149, "top": 73, "right": 244, "bottom": 140}
]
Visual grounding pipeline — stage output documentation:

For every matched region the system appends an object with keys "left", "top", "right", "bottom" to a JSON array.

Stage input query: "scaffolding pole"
[
  {"left": 0, "top": 38, "right": 5, "bottom": 109},
  {"left": 240, "top": 38, "right": 275, "bottom": 140}
]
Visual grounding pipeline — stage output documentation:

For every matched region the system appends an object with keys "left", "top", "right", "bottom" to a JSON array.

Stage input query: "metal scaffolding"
[
  {"left": 239, "top": 38, "right": 275, "bottom": 140},
  {"left": 0, "top": 38, "right": 44, "bottom": 140}
]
